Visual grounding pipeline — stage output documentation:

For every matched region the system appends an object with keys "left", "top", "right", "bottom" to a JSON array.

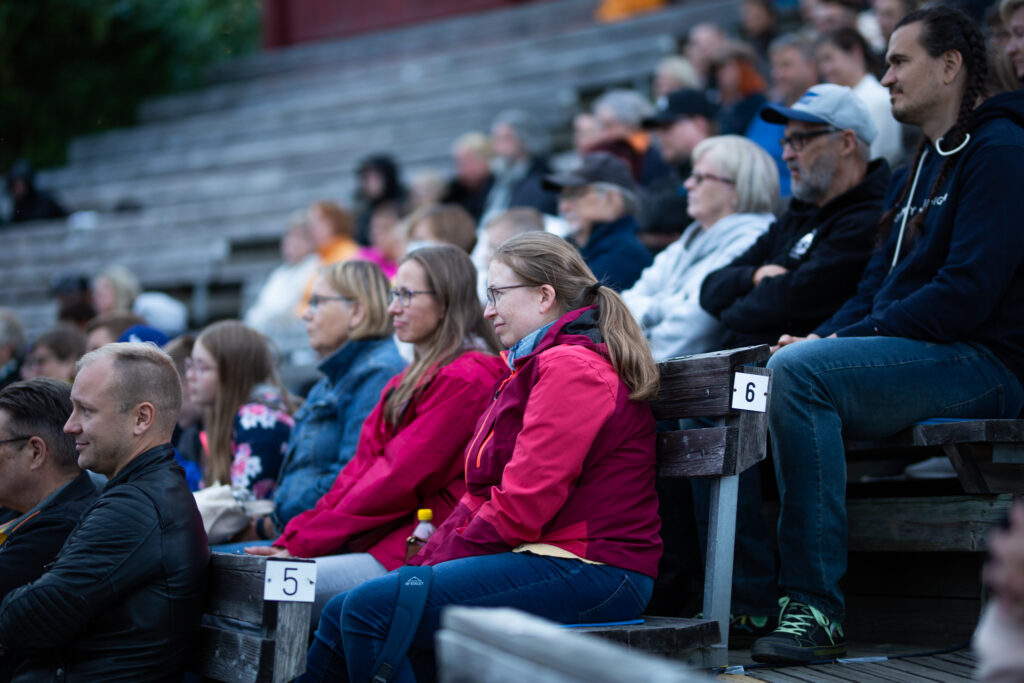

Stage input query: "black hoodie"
[
  {"left": 818, "top": 90, "right": 1024, "bottom": 383},
  {"left": 701, "top": 159, "right": 892, "bottom": 347}
]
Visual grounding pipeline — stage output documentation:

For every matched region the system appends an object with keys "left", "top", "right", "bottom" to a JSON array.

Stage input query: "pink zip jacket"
[
  {"left": 275, "top": 350, "right": 505, "bottom": 570},
  {"left": 412, "top": 307, "right": 662, "bottom": 578}
]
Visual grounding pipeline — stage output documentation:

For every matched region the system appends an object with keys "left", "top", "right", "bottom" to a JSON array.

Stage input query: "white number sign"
[
  {"left": 264, "top": 559, "right": 317, "bottom": 603},
  {"left": 731, "top": 372, "right": 769, "bottom": 413}
]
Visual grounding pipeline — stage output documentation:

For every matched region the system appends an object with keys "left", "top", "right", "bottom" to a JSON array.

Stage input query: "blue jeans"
[
  {"left": 768, "top": 337, "right": 1023, "bottom": 622},
  {"left": 298, "top": 552, "right": 655, "bottom": 682}
]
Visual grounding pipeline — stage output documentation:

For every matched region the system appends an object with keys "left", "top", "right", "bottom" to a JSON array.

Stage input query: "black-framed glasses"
[
  {"left": 308, "top": 294, "right": 352, "bottom": 311},
  {"left": 779, "top": 127, "right": 840, "bottom": 152},
  {"left": 0, "top": 435, "right": 31, "bottom": 447},
  {"left": 485, "top": 284, "right": 534, "bottom": 307},
  {"left": 388, "top": 288, "right": 435, "bottom": 307},
  {"left": 688, "top": 172, "right": 736, "bottom": 186}
]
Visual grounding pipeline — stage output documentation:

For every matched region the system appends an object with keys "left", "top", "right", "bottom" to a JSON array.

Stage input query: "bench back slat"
[
  {"left": 205, "top": 553, "right": 277, "bottom": 625},
  {"left": 657, "top": 426, "right": 737, "bottom": 478},
  {"left": 651, "top": 345, "right": 770, "bottom": 421},
  {"left": 193, "top": 624, "right": 274, "bottom": 683}
]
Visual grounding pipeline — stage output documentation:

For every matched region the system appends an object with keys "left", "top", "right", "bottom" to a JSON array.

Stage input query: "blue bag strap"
[{"left": 370, "top": 565, "right": 434, "bottom": 683}]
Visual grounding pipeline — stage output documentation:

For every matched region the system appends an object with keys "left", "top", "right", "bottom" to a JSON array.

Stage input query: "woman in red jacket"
[
  {"left": 301, "top": 232, "right": 663, "bottom": 681},
  {"left": 246, "top": 245, "right": 503, "bottom": 621}
]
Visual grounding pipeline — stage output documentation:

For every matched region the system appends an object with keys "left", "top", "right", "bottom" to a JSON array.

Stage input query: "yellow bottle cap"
[{"left": 417, "top": 508, "right": 433, "bottom": 522}]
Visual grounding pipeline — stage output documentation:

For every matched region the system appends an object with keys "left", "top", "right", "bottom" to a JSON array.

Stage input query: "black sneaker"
[
  {"left": 694, "top": 611, "right": 778, "bottom": 649},
  {"left": 750, "top": 596, "right": 846, "bottom": 663}
]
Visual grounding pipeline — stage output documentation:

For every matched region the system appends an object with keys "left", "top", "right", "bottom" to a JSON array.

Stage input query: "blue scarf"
[{"left": 505, "top": 321, "right": 556, "bottom": 371}]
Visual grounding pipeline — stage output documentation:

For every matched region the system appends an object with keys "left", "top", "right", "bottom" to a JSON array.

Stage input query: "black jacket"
[
  {"left": 0, "top": 444, "right": 209, "bottom": 682},
  {"left": 0, "top": 471, "right": 98, "bottom": 602},
  {"left": 700, "top": 159, "right": 891, "bottom": 347}
]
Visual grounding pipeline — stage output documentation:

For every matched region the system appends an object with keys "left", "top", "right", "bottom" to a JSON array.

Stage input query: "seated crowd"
[{"left": 3, "top": 0, "right": 1024, "bottom": 680}]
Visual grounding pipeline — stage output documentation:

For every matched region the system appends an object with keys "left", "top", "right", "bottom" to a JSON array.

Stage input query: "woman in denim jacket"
[{"left": 240, "top": 260, "right": 406, "bottom": 542}]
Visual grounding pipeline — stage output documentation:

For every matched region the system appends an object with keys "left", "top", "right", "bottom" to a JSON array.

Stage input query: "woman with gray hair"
[{"left": 623, "top": 134, "right": 778, "bottom": 361}]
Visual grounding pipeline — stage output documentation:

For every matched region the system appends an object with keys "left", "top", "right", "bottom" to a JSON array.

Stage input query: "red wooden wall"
[{"left": 262, "top": 0, "right": 543, "bottom": 48}]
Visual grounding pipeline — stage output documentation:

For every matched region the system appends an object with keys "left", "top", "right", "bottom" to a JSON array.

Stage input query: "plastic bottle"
[{"left": 405, "top": 508, "right": 436, "bottom": 562}]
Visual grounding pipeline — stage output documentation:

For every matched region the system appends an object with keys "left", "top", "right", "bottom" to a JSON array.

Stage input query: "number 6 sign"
[
  {"left": 264, "top": 558, "right": 317, "bottom": 603},
  {"left": 731, "top": 371, "right": 769, "bottom": 413}
]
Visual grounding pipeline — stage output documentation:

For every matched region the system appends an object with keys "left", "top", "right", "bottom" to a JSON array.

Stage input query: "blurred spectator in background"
[
  {"left": 714, "top": 42, "right": 769, "bottom": 135},
  {"left": 593, "top": 89, "right": 672, "bottom": 187},
  {"left": 483, "top": 109, "right": 558, "bottom": 219},
  {"left": 163, "top": 334, "right": 203, "bottom": 491},
  {"left": 624, "top": 135, "right": 777, "bottom": 361},
  {"left": 1002, "top": 0, "right": 1024, "bottom": 84},
  {"left": 641, "top": 88, "right": 719, "bottom": 248},
  {"left": 50, "top": 275, "right": 95, "bottom": 332},
  {"left": 817, "top": 28, "right": 906, "bottom": 165},
  {"left": 361, "top": 200, "right": 404, "bottom": 279},
  {"left": 189, "top": 320, "right": 294, "bottom": 499},
  {"left": 442, "top": 132, "right": 495, "bottom": 222},
  {"left": 91, "top": 264, "right": 187, "bottom": 338},
  {"left": 746, "top": 34, "right": 820, "bottom": 198},
  {"left": 84, "top": 312, "right": 146, "bottom": 352},
  {"left": 986, "top": 4, "right": 1023, "bottom": 93},
  {"left": 873, "top": 0, "right": 917, "bottom": 47},
  {"left": 482, "top": 208, "right": 545, "bottom": 266},
  {"left": 741, "top": 0, "right": 780, "bottom": 62},
  {"left": 4, "top": 160, "right": 66, "bottom": 225},
  {"left": 409, "top": 169, "right": 446, "bottom": 212},
  {"left": 21, "top": 325, "right": 86, "bottom": 383},
  {"left": 543, "top": 152, "right": 652, "bottom": 291},
  {"left": 572, "top": 112, "right": 604, "bottom": 154},
  {"left": 0, "top": 310, "right": 26, "bottom": 391},
  {"left": 652, "top": 56, "right": 701, "bottom": 98},
  {"left": 595, "top": 0, "right": 667, "bottom": 22},
  {"left": 405, "top": 204, "right": 478, "bottom": 254},
  {"left": 685, "top": 23, "right": 729, "bottom": 89},
  {"left": 303, "top": 201, "right": 360, "bottom": 307},
  {"left": 245, "top": 210, "right": 319, "bottom": 346},
  {"left": 91, "top": 265, "right": 140, "bottom": 318},
  {"left": 352, "top": 155, "right": 407, "bottom": 245},
  {"left": 811, "top": 0, "right": 861, "bottom": 34}
]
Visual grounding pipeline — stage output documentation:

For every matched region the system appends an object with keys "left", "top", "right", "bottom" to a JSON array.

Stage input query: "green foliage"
[{"left": 0, "top": 0, "right": 260, "bottom": 170}]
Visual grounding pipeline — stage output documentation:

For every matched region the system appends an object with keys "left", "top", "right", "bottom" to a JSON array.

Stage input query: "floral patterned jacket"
[{"left": 229, "top": 392, "right": 294, "bottom": 499}]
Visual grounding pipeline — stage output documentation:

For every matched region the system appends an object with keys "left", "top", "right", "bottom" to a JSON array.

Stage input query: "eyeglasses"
[
  {"left": 184, "top": 358, "right": 215, "bottom": 375},
  {"left": 0, "top": 435, "right": 31, "bottom": 447},
  {"left": 308, "top": 294, "right": 352, "bottom": 311},
  {"left": 388, "top": 288, "right": 435, "bottom": 307},
  {"left": 485, "top": 284, "right": 534, "bottom": 307},
  {"left": 688, "top": 172, "right": 736, "bottom": 186},
  {"left": 779, "top": 127, "right": 840, "bottom": 152}
]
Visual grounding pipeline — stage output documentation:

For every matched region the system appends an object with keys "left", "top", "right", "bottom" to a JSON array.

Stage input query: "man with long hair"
[{"left": 752, "top": 5, "right": 1024, "bottom": 663}]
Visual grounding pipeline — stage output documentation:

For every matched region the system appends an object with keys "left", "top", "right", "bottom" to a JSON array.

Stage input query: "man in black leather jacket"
[{"left": 0, "top": 343, "right": 209, "bottom": 682}]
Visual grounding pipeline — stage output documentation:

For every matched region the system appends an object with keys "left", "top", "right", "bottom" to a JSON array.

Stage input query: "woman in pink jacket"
[
  {"left": 246, "top": 245, "right": 503, "bottom": 620},
  {"left": 301, "top": 232, "right": 663, "bottom": 681}
]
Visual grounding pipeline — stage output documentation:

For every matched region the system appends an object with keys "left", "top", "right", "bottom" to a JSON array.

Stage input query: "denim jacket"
[{"left": 271, "top": 337, "right": 406, "bottom": 527}]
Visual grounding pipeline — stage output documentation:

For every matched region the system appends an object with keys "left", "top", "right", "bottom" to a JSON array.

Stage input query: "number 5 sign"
[
  {"left": 731, "top": 371, "right": 769, "bottom": 413},
  {"left": 264, "top": 558, "right": 317, "bottom": 603}
]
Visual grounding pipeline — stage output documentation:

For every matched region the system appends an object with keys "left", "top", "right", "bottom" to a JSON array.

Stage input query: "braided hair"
[{"left": 877, "top": 5, "right": 988, "bottom": 247}]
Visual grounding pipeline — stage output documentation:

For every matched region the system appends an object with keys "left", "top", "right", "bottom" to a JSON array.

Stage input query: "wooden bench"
[
  {"left": 577, "top": 345, "right": 772, "bottom": 667},
  {"left": 839, "top": 419, "right": 1024, "bottom": 644},
  {"left": 189, "top": 553, "right": 314, "bottom": 683},
  {"left": 437, "top": 607, "right": 710, "bottom": 683},
  {"left": 844, "top": 417, "right": 1024, "bottom": 552}
]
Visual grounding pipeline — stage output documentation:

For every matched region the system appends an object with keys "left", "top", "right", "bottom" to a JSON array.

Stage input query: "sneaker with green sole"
[
  {"left": 694, "top": 611, "right": 778, "bottom": 649},
  {"left": 749, "top": 596, "right": 846, "bottom": 663}
]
